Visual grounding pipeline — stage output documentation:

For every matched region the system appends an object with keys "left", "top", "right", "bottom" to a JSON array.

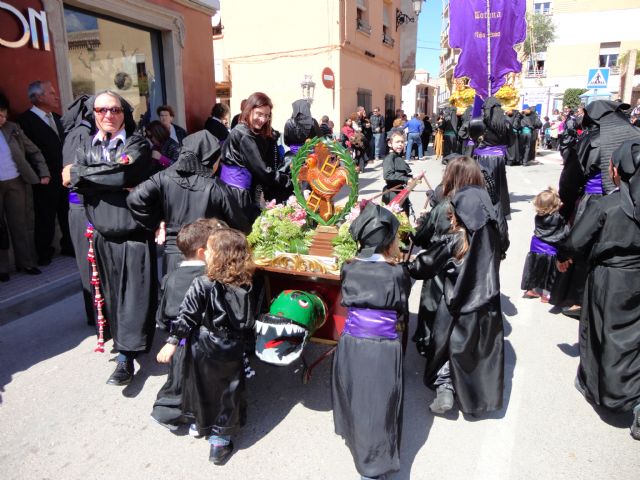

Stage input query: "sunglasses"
[{"left": 94, "top": 107, "right": 124, "bottom": 115}]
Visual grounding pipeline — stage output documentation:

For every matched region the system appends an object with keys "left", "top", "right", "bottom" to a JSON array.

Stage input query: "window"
[
  {"left": 382, "top": 6, "right": 394, "bottom": 46},
  {"left": 599, "top": 42, "right": 621, "bottom": 72},
  {"left": 357, "top": 0, "right": 371, "bottom": 34},
  {"left": 357, "top": 89, "right": 372, "bottom": 114},
  {"left": 64, "top": 6, "right": 165, "bottom": 125},
  {"left": 534, "top": 2, "right": 551, "bottom": 14}
]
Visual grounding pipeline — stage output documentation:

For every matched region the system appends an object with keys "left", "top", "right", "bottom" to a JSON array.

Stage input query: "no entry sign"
[{"left": 322, "top": 67, "right": 335, "bottom": 89}]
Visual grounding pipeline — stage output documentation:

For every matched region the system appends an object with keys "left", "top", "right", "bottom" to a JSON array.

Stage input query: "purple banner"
[
  {"left": 530, "top": 236, "right": 557, "bottom": 256},
  {"left": 219, "top": 163, "right": 252, "bottom": 190},
  {"left": 343, "top": 307, "right": 398, "bottom": 340},
  {"left": 450, "top": 0, "right": 526, "bottom": 98}
]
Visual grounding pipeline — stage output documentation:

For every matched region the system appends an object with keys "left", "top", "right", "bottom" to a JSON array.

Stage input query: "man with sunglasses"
[{"left": 62, "top": 91, "right": 156, "bottom": 386}]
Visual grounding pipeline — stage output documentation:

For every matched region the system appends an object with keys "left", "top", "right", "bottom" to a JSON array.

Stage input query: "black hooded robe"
[
  {"left": 475, "top": 97, "right": 511, "bottom": 218},
  {"left": 505, "top": 111, "right": 520, "bottom": 166},
  {"left": 70, "top": 127, "right": 157, "bottom": 353},
  {"left": 409, "top": 186, "right": 505, "bottom": 414},
  {"left": 557, "top": 191, "right": 640, "bottom": 412},
  {"left": 127, "top": 131, "right": 251, "bottom": 275},
  {"left": 332, "top": 260, "right": 411, "bottom": 478}
]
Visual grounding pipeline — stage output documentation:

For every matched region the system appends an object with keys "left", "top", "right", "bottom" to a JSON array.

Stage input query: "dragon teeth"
[{"left": 284, "top": 324, "right": 293, "bottom": 335}]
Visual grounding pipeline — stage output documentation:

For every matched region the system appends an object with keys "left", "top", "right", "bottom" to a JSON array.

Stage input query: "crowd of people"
[{"left": 1, "top": 79, "right": 639, "bottom": 478}]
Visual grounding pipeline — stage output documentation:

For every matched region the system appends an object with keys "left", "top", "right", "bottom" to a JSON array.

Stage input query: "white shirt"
[
  {"left": 169, "top": 124, "right": 178, "bottom": 143},
  {"left": 179, "top": 260, "right": 206, "bottom": 267},
  {"left": 92, "top": 129, "right": 127, "bottom": 162},
  {"left": 30, "top": 105, "right": 58, "bottom": 135},
  {"left": 0, "top": 131, "right": 20, "bottom": 181}
]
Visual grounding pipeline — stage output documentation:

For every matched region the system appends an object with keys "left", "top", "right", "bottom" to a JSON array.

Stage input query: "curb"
[{"left": 0, "top": 273, "right": 81, "bottom": 326}]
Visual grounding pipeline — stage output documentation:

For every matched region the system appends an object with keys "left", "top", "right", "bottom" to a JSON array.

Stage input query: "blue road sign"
[{"left": 587, "top": 68, "right": 609, "bottom": 89}]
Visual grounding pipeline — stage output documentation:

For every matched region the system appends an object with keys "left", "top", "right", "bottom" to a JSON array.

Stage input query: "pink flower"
[
  {"left": 286, "top": 195, "right": 299, "bottom": 208},
  {"left": 266, "top": 199, "right": 277, "bottom": 209}
]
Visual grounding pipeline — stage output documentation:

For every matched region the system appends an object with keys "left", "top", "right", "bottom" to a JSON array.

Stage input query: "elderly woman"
[
  {"left": 0, "top": 93, "right": 49, "bottom": 280},
  {"left": 157, "top": 104, "right": 187, "bottom": 145}
]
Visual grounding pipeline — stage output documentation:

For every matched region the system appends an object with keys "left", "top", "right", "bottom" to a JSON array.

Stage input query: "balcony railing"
[{"left": 525, "top": 70, "right": 547, "bottom": 78}]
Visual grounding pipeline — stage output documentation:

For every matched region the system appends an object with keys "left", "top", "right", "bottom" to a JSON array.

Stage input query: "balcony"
[{"left": 382, "top": 33, "right": 394, "bottom": 47}]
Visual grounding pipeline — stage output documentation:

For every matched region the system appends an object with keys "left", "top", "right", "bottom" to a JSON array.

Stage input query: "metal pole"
[{"left": 486, "top": 0, "right": 492, "bottom": 97}]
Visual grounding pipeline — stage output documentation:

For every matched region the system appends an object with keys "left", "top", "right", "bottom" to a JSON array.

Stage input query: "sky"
[{"left": 415, "top": 0, "right": 444, "bottom": 76}]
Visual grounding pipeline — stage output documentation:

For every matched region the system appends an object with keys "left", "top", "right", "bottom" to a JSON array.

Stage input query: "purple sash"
[
  {"left": 289, "top": 144, "right": 301, "bottom": 155},
  {"left": 219, "top": 164, "right": 252, "bottom": 190},
  {"left": 68, "top": 192, "right": 82, "bottom": 204},
  {"left": 585, "top": 172, "right": 603, "bottom": 195},
  {"left": 343, "top": 307, "right": 398, "bottom": 340},
  {"left": 530, "top": 236, "right": 557, "bottom": 256},
  {"left": 474, "top": 145, "right": 507, "bottom": 157}
]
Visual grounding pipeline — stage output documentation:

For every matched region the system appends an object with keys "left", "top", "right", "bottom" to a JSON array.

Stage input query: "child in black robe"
[
  {"left": 382, "top": 129, "right": 413, "bottom": 216},
  {"left": 332, "top": 203, "right": 411, "bottom": 480},
  {"left": 152, "top": 218, "right": 227, "bottom": 429},
  {"left": 409, "top": 156, "right": 506, "bottom": 416},
  {"left": 155, "top": 228, "right": 257, "bottom": 464},
  {"left": 521, "top": 187, "right": 569, "bottom": 303}
]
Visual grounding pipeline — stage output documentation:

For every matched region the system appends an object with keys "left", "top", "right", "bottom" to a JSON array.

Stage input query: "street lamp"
[
  {"left": 301, "top": 74, "right": 316, "bottom": 103},
  {"left": 396, "top": 0, "right": 424, "bottom": 31}
]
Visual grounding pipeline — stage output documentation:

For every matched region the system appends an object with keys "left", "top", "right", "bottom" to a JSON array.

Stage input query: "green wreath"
[{"left": 290, "top": 137, "right": 359, "bottom": 226}]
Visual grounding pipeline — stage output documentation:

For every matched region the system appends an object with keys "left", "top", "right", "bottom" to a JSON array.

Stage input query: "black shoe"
[
  {"left": 106, "top": 360, "right": 134, "bottom": 386},
  {"left": 631, "top": 406, "right": 640, "bottom": 441},
  {"left": 0, "top": 273, "right": 9, "bottom": 282},
  {"left": 429, "top": 385, "right": 454, "bottom": 414},
  {"left": 209, "top": 441, "right": 234, "bottom": 465},
  {"left": 562, "top": 307, "right": 581, "bottom": 319},
  {"left": 23, "top": 267, "right": 42, "bottom": 275},
  {"left": 37, "top": 257, "right": 52, "bottom": 266}
]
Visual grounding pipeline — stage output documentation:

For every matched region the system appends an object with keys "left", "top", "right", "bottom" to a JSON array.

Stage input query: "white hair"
[{"left": 27, "top": 80, "right": 50, "bottom": 103}]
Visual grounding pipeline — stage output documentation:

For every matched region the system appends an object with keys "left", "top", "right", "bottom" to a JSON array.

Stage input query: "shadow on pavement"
[
  {"left": 557, "top": 342, "right": 579, "bottom": 357},
  {"left": 0, "top": 296, "right": 92, "bottom": 404},
  {"left": 122, "top": 331, "right": 171, "bottom": 398}
]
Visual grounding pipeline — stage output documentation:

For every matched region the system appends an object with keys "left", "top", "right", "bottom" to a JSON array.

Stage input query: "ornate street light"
[
  {"left": 301, "top": 74, "right": 316, "bottom": 103},
  {"left": 396, "top": 0, "right": 424, "bottom": 31}
]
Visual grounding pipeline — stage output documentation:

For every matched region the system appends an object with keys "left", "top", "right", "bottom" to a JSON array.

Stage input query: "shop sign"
[{"left": 0, "top": 2, "right": 50, "bottom": 51}]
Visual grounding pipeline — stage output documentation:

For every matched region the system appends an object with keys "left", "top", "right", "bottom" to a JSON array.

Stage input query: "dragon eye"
[{"left": 298, "top": 299, "right": 310, "bottom": 308}]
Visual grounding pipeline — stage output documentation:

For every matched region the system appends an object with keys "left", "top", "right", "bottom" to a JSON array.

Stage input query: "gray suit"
[{"left": 0, "top": 121, "right": 49, "bottom": 272}]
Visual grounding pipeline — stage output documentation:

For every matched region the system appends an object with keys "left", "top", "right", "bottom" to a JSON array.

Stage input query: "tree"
[
  {"left": 563, "top": 88, "right": 587, "bottom": 109},
  {"left": 519, "top": 13, "right": 556, "bottom": 65}
]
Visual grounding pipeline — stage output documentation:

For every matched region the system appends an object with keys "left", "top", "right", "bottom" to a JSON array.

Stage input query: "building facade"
[
  {"left": 521, "top": 0, "right": 640, "bottom": 117},
  {"left": 213, "top": 0, "right": 423, "bottom": 134},
  {"left": 1, "top": 0, "right": 219, "bottom": 131},
  {"left": 401, "top": 69, "right": 438, "bottom": 117},
  {"left": 438, "top": 0, "right": 640, "bottom": 116}
]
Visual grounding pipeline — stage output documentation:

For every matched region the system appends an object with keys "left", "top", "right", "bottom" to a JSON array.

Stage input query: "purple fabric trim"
[
  {"left": 475, "top": 145, "right": 507, "bottom": 157},
  {"left": 343, "top": 307, "right": 398, "bottom": 340},
  {"left": 289, "top": 144, "right": 301, "bottom": 154},
  {"left": 68, "top": 192, "right": 82, "bottom": 204},
  {"left": 530, "top": 236, "right": 557, "bottom": 256},
  {"left": 219, "top": 163, "right": 252, "bottom": 190},
  {"left": 585, "top": 172, "right": 604, "bottom": 195},
  {"left": 179, "top": 338, "right": 187, "bottom": 347}
]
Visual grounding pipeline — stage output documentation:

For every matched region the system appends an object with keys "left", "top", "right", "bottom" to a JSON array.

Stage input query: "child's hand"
[{"left": 157, "top": 343, "right": 177, "bottom": 364}]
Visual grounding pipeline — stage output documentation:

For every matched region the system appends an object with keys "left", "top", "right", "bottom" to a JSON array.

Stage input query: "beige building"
[
  {"left": 438, "top": 0, "right": 640, "bottom": 115},
  {"left": 521, "top": 0, "right": 640, "bottom": 117},
  {"left": 213, "top": 0, "right": 424, "bottom": 134}
]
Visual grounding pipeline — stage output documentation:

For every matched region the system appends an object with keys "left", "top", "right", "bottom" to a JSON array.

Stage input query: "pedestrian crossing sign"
[{"left": 587, "top": 68, "right": 609, "bottom": 89}]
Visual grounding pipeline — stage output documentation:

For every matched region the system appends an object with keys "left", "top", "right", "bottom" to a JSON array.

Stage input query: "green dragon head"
[{"left": 255, "top": 290, "right": 327, "bottom": 365}]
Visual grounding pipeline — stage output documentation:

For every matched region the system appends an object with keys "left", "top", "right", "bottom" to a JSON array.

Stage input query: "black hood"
[
  {"left": 173, "top": 130, "right": 221, "bottom": 177},
  {"left": 611, "top": 139, "right": 640, "bottom": 224},
  {"left": 451, "top": 185, "right": 497, "bottom": 232}
]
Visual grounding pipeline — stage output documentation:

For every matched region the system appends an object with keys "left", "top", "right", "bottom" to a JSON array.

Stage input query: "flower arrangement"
[
  {"left": 331, "top": 202, "right": 416, "bottom": 267},
  {"left": 247, "top": 196, "right": 315, "bottom": 259}
]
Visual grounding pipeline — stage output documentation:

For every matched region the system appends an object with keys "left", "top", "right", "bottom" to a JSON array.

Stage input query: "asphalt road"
[{"left": 1, "top": 149, "right": 638, "bottom": 480}]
